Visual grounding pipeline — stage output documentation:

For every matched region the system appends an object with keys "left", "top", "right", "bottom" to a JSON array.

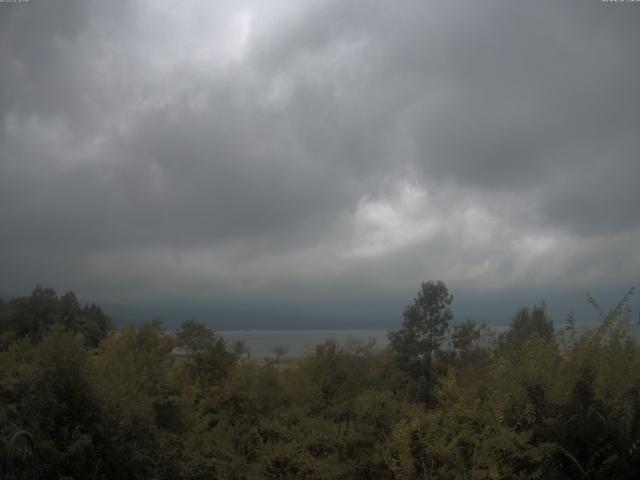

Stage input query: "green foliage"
[
  {"left": 0, "top": 287, "right": 111, "bottom": 348},
  {"left": 1, "top": 284, "right": 639, "bottom": 479},
  {"left": 388, "top": 280, "right": 453, "bottom": 405},
  {"left": 175, "top": 319, "right": 217, "bottom": 354},
  {"left": 175, "top": 319, "right": 237, "bottom": 388},
  {"left": 0, "top": 328, "right": 105, "bottom": 479},
  {"left": 450, "top": 319, "right": 494, "bottom": 368},
  {"left": 498, "top": 302, "right": 553, "bottom": 355}
]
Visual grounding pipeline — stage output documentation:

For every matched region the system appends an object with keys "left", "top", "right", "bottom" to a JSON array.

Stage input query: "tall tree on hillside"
[
  {"left": 0, "top": 287, "right": 111, "bottom": 346},
  {"left": 175, "top": 319, "right": 236, "bottom": 386},
  {"left": 388, "top": 280, "right": 453, "bottom": 405},
  {"left": 498, "top": 302, "right": 553, "bottom": 353},
  {"left": 175, "top": 319, "right": 217, "bottom": 353}
]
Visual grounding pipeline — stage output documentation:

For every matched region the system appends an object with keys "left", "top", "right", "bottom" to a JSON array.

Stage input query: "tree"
[
  {"left": 0, "top": 287, "right": 111, "bottom": 347},
  {"left": 94, "top": 321, "right": 185, "bottom": 479},
  {"left": 232, "top": 340, "right": 250, "bottom": 359},
  {"left": 175, "top": 319, "right": 217, "bottom": 354},
  {"left": 450, "top": 319, "right": 494, "bottom": 367},
  {"left": 388, "top": 280, "right": 453, "bottom": 404},
  {"left": 498, "top": 302, "right": 553, "bottom": 353},
  {"left": 270, "top": 345, "right": 288, "bottom": 365},
  {"left": 175, "top": 320, "right": 236, "bottom": 386},
  {"left": 0, "top": 327, "right": 106, "bottom": 479},
  {"left": 451, "top": 319, "right": 482, "bottom": 354}
]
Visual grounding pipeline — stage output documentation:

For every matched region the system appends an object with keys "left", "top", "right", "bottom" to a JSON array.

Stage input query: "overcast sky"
[{"left": 1, "top": 0, "right": 639, "bottom": 327}]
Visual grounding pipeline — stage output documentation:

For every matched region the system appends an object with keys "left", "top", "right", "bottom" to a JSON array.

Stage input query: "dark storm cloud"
[
  {"left": 248, "top": 0, "right": 640, "bottom": 235},
  {"left": 1, "top": 0, "right": 638, "bottom": 320}
]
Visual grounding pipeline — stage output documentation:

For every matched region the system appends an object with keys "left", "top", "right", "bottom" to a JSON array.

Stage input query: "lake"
[
  {"left": 219, "top": 329, "right": 391, "bottom": 357},
  {"left": 219, "top": 322, "right": 636, "bottom": 358}
]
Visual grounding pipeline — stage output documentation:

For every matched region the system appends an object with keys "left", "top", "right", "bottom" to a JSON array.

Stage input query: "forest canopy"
[{"left": 0, "top": 284, "right": 639, "bottom": 479}]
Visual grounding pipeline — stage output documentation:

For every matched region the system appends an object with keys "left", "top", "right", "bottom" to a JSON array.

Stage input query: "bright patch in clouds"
[{"left": 349, "top": 183, "right": 437, "bottom": 258}]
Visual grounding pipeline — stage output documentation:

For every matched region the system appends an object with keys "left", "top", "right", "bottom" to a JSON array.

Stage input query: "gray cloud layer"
[{"left": 1, "top": 0, "right": 639, "bottom": 325}]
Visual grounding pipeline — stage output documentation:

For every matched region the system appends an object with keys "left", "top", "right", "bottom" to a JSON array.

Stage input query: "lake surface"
[
  {"left": 219, "top": 323, "right": 638, "bottom": 358},
  {"left": 219, "top": 329, "right": 390, "bottom": 357}
]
